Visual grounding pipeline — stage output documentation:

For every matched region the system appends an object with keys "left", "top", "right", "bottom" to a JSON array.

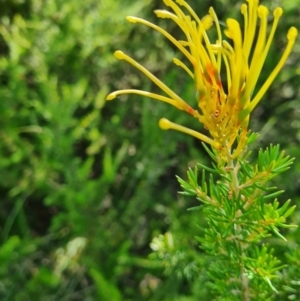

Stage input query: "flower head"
[{"left": 107, "top": 0, "right": 298, "bottom": 159}]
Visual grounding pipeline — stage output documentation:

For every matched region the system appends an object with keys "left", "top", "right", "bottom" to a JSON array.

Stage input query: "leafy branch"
[{"left": 177, "top": 141, "right": 296, "bottom": 299}]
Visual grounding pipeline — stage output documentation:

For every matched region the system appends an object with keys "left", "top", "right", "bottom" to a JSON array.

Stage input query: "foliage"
[{"left": 177, "top": 143, "right": 296, "bottom": 299}]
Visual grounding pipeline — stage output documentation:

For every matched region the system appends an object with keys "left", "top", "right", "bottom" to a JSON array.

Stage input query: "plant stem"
[
  {"left": 225, "top": 145, "right": 251, "bottom": 300},
  {"left": 241, "top": 267, "right": 250, "bottom": 301}
]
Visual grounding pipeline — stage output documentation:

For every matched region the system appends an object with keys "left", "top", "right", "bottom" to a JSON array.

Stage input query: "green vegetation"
[{"left": 0, "top": 0, "right": 299, "bottom": 300}]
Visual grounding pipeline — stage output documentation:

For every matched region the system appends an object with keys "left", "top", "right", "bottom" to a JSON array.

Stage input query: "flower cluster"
[{"left": 107, "top": 0, "right": 298, "bottom": 158}]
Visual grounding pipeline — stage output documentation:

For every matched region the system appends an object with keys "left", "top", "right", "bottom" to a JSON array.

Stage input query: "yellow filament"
[
  {"left": 164, "top": 0, "right": 186, "bottom": 20},
  {"left": 114, "top": 50, "right": 189, "bottom": 110},
  {"left": 241, "top": 4, "right": 248, "bottom": 60},
  {"left": 155, "top": 10, "right": 194, "bottom": 48},
  {"left": 201, "top": 14, "right": 213, "bottom": 30},
  {"left": 182, "top": 19, "right": 207, "bottom": 93},
  {"left": 127, "top": 16, "right": 193, "bottom": 63},
  {"left": 153, "top": 9, "right": 208, "bottom": 93},
  {"left": 239, "top": 5, "right": 269, "bottom": 106},
  {"left": 221, "top": 40, "right": 235, "bottom": 93},
  {"left": 175, "top": 0, "right": 219, "bottom": 71},
  {"left": 209, "top": 7, "right": 223, "bottom": 72},
  {"left": 223, "top": 53, "right": 232, "bottom": 91},
  {"left": 159, "top": 118, "right": 221, "bottom": 149},
  {"left": 173, "top": 58, "right": 194, "bottom": 79},
  {"left": 225, "top": 18, "right": 243, "bottom": 102},
  {"left": 106, "top": 89, "right": 183, "bottom": 109},
  {"left": 243, "top": 0, "right": 259, "bottom": 60},
  {"left": 255, "top": 6, "right": 269, "bottom": 55},
  {"left": 247, "top": 27, "right": 298, "bottom": 114}
]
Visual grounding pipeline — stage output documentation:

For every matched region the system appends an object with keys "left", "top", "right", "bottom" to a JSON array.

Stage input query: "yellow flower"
[{"left": 106, "top": 0, "right": 298, "bottom": 159}]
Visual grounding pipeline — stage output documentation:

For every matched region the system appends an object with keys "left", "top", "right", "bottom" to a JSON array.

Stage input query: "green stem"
[
  {"left": 225, "top": 145, "right": 250, "bottom": 300},
  {"left": 1, "top": 193, "right": 30, "bottom": 242},
  {"left": 241, "top": 267, "right": 250, "bottom": 301}
]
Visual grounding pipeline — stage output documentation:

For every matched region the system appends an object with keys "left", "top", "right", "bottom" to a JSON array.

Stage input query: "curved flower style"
[{"left": 107, "top": 0, "right": 298, "bottom": 159}]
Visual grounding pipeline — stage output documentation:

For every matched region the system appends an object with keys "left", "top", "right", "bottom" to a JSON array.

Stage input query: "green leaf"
[
  {"left": 197, "top": 163, "right": 217, "bottom": 174},
  {"left": 202, "top": 142, "right": 217, "bottom": 161},
  {"left": 187, "top": 206, "right": 201, "bottom": 211},
  {"left": 89, "top": 268, "right": 122, "bottom": 301},
  {"left": 262, "top": 190, "right": 284, "bottom": 200}
]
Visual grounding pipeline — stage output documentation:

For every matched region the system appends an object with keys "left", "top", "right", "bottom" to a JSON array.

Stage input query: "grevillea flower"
[{"left": 106, "top": 0, "right": 298, "bottom": 159}]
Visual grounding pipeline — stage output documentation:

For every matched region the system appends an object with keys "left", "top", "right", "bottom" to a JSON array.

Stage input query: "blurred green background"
[{"left": 0, "top": 0, "right": 299, "bottom": 300}]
